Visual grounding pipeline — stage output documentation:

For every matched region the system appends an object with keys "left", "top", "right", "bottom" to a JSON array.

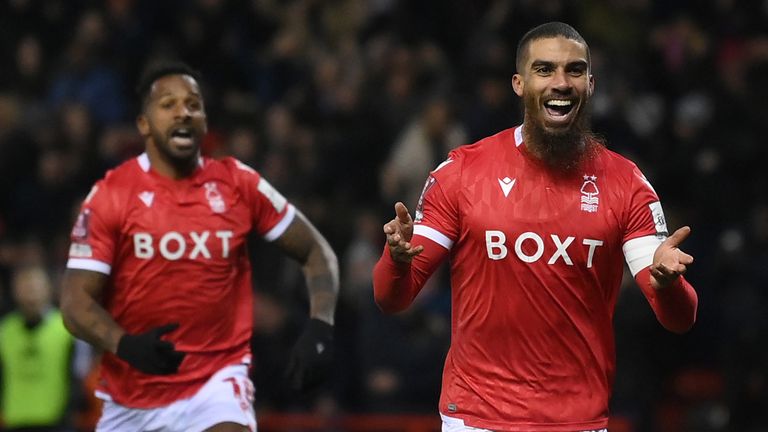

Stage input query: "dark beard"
[
  {"left": 149, "top": 123, "right": 199, "bottom": 173},
  {"left": 523, "top": 101, "right": 604, "bottom": 175}
]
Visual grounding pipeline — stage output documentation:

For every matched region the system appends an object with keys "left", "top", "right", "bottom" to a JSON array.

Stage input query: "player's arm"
[
  {"left": 631, "top": 227, "right": 698, "bottom": 334},
  {"left": 60, "top": 269, "right": 123, "bottom": 353},
  {"left": 373, "top": 202, "right": 449, "bottom": 313},
  {"left": 61, "top": 269, "right": 185, "bottom": 375},
  {"left": 272, "top": 210, "right": 339, "bottom": 325},
  {"left": 272, "top": 209, "right": 339, "bottom": 391}
]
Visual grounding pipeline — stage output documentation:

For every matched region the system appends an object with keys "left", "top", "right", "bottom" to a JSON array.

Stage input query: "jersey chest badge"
[
  {"left": 580, "top": 175, "right": 599, "bottom": 213},
  {"left": 204, "top": 181, "right": 227, "bottom": 213}
]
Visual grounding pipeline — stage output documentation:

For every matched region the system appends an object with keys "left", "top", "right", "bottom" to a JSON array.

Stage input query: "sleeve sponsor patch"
[
  {"left": 69, "top": 243, "right": 93, "bottom": 258},
  {"left": 414, "top": 176, "right": 436, "bottom": 223},
  {"left": 648, "top": 201, "right": 668, "bottom": 236},
  {"left": 71, "top": 209, "right": 91, "bottom": 240}
]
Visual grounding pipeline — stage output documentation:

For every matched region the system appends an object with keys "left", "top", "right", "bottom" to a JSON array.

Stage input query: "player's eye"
[{"left": 567, "top": 63, "right": 587, "bottom": 76}]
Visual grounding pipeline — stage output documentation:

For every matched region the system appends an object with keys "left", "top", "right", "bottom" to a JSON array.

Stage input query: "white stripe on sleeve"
[
  {"left": 263, "top": 204, "right": 296, "bottom": 242},
  {"left": 67, "top": 258, "right": 112, "bottom": 275},
  {"left": 622, "top": 234, "right": 664, "bottom": 276},
  {"left": 413, "top": 225, "right": 454, "bottom": 250}
]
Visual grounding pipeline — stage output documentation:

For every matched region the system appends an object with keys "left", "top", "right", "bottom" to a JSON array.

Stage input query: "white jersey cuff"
[
  {"left": 263, "top": 204, "right": 296, "bottom": 242},
  {"left": 67, "top": 258, "right": 112, "bottom": 275},
  {"left": 622, "top": 234, "right": 664, "bottom": 276},
  {"left": 413, "top": 225, "right": 454, "bottom": 250}
]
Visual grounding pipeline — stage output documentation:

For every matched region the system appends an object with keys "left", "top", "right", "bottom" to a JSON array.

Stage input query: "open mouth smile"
[
  {"left": 543, "top": 99, "right": 577, "bottom": 123},
  {"left": 168, "top": 127, "right": 196, "bottom": 147}
]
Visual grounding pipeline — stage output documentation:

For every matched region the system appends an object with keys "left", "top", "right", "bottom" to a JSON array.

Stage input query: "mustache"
[{"left": 523, "top": 102, "right": 602, "bottom": 174}]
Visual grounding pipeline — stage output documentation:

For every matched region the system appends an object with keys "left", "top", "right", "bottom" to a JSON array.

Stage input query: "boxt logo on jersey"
[
  {"left": 133, "top": 231, "right": 234, "bottom": 260},
  {"left": 485, "top": 230, "right": 604, "bottom": 268}
]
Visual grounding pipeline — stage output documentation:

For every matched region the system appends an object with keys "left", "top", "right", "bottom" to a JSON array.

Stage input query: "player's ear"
[
  {"left": 512, "top": 74, "right": 524, "bottom": 97},
  {"left": 136, "top": 114, "right": 149, "bottom": 137},
  {"left": 588, "top": 74, "right": 595, "bottom": 97}
]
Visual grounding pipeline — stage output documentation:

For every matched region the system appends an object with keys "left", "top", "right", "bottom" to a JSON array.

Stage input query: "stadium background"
[{"left": 0, "top": 0, "right": 766, "bottom": 431}]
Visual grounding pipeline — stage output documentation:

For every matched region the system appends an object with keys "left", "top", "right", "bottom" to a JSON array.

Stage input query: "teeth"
[
  {"left": 546, "top": 100, "right": 572, "bottom": 107},
  {"left": 172, "top": 128, "right": 191, "bottom": 137}
]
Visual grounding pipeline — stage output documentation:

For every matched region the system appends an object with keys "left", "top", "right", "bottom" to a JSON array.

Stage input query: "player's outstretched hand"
[
  {"left": 383, "top": 202, "right": 424, "bottom": 263},
  {"left": 650, "top": 226, "right": 694, "bottom": 290},
  {"left": 116, "top": 323, "right": 186, "bottom": 375},
  {"left": 286, "top": 318, "right": 334, "bottom": 392}
]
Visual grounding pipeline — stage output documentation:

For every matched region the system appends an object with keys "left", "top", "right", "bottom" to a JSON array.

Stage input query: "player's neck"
[
  {"left": 145, "top": 146, "right": 199, "bottom": 180},
  {"left": 521, "top": 121, "right": 601, "bottom": 175}
]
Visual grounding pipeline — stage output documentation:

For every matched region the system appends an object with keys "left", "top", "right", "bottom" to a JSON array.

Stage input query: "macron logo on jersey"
[
  {"left": 498, "top": 177, "right": 516, "bottom": 197},
  {"left": 138, "top": 191, "right": 154, "bottom": 208}
]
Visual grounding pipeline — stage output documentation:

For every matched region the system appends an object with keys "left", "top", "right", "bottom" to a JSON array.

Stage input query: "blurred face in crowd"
[
  {"left": 137, "top": 74, "right": 207, "bottom": 176},
  {"left": 12, "top": 267, "right": 52, "bottom": 321},
  {"left": 513, "top": 36, "right": 595, "bottom": 171}
]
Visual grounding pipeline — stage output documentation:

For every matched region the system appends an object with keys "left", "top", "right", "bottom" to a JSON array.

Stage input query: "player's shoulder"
[
  {"left": 435, "top": 127, "right": 517, "bottom": 177},
  {"left": 104, "top": 155, "right": 144, "bottom": 180},
  {"left": 90, "top": 154, "right": 147, "bottom": 196},
  {"left": 598, "top": 145, "right": 641, "bottom": 172},
  {"left": 205, "top": 156, "right": 262, "bottom": 179},
  {"left": 451, "top": 127, "right": 517, "bottom": 160},
  {"left": 594, "top": 145, "right": 655, "bottom": 192}
]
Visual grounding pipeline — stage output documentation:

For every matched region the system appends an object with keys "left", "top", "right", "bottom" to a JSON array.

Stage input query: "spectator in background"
[
  {"left": 48, "top": 10, "right": 126, "bottom": 126},
  {"left": 0, "top": 265, "right": 84, "bottom": 432},
  {"left": 380, "top": 95, "right": 467, "bottom": 209},
  {"left": 339, "top": 208, "right": 449, "bottom": 413},
  {"left": 7, "top": 147, "right": 80, "bottom": 244}
]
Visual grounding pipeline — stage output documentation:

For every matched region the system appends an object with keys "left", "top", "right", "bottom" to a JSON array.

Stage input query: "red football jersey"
[
  {"left": 66, "top": 153, "right": 295, "bottom": 408},
  {"left": 413, "top": 126, "right": 667, "bottom": 431}
]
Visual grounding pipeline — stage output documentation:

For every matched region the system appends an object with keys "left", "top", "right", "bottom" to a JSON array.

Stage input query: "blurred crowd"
[{"left": 0, "top": 0, "right": 766, "bottom": 431}]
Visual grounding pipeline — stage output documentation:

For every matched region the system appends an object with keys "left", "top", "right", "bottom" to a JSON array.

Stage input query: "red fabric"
[
  {"left": 67, "top": 155, "right": 292, "bottom": 408},
  {"left": 373, "top": 125, "right": 684, "bottom": 431},
  {"left": 634, "top": 267, "right": 698, "bottom": 333},
  {"left": 372, "top": 238, "right": 448, "bottom": 313}
]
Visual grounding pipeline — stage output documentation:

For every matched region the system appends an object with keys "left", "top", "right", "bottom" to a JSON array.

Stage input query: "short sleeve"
[
  {"left": 413, "top": 153, "right": 462, "bottom": 250},
  {"left": 623, "top": 164, "right": 668, "bottom": 242},
  {"left": 622, "top": 164, "right": 669, "bottom": 276},
  {"left": 228, "top": 158, "right": 295, "bottom": 241},
  {"left": 67, "top": 180, "right": 120, "bottom": 275}
]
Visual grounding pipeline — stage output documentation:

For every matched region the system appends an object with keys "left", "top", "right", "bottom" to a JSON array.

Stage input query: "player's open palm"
[
  {"left": 650, "top": 226, "right": 694, "bottom": 289},
  {"left": 383, "top": 202, "right": 424, "bottom": 263}
]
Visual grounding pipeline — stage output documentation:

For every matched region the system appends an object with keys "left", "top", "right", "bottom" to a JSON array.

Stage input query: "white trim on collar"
[
  {"left": 137, "top": 152, "right": 204, "bottom": 172},
  {"left": 138, "top": 153, "right": 151, "bottom": 172},
  {"left": 514, "top": 125, "right": 524, "bottom": 147}
]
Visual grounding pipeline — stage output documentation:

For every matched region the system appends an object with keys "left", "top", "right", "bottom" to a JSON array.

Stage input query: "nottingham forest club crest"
[
  {"left": 580, "top": 175, "right": 599, "bottom": 213},
  {"left": 204, "top": 181, "right": 226, "bottom": 213}
]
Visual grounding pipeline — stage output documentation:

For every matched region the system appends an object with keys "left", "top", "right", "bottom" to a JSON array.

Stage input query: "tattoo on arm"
[{"left": 274, "top": 211, "right": 339, "bottom": 324}]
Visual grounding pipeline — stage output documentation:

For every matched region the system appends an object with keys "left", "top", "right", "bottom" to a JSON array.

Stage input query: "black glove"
[
  {"left": 286, "top": 318, "right": 334, "bottom": 391},
  {"left": 116, "top": 323, "right": 186, "bottom": 375}
]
